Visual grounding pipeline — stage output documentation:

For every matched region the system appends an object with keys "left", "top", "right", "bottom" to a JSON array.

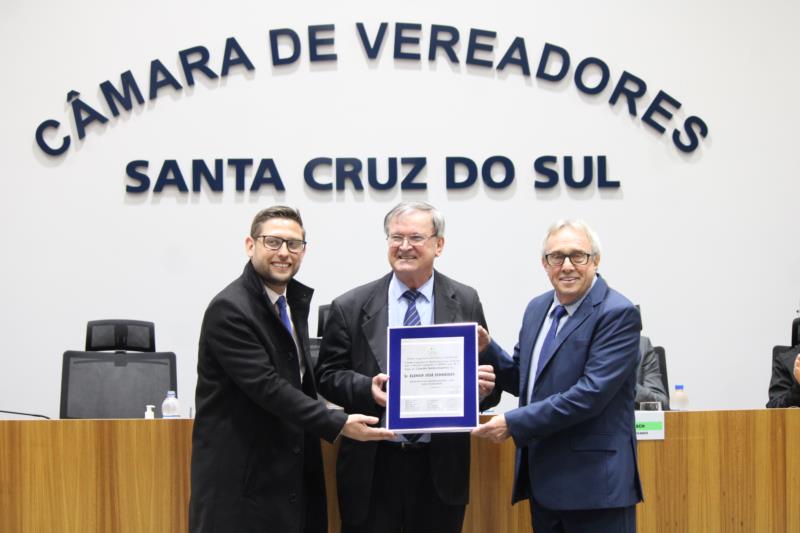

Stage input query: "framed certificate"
[{"left": 386, "top": 323, "right": 479, "bottom": 433}]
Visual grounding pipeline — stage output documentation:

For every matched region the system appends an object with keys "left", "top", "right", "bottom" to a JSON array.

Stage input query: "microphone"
[{"left": 0, "top": 409, "right": 51, "bottom": 420}]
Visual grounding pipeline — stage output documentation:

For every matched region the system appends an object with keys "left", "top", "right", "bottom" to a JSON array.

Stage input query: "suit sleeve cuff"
[{"left": 505, "top": 407, "right": 533, "bottom": 448}]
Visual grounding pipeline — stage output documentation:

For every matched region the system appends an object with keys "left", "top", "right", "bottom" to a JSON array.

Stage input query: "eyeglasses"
[
  {"left": 387, "top": 234, "right": 435, "bottom": 247},
  {"left": 256, "top": 235, "right": 307, "bottom": 253},
  {"left": 544, "top": 251, "right": 593, "bottom": 267}
]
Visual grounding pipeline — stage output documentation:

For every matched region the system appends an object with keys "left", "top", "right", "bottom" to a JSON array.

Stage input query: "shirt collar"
[
  {"left": 389, "top": 272, "right": 434, "bottom": 303},
  {"left": 263, "top": 284, "right": 286, "bottom": 306}
]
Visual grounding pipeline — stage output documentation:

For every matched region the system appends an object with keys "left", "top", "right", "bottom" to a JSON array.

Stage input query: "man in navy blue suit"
[{"left": 473, "top": 219, "right": 643, "bottom": 533}]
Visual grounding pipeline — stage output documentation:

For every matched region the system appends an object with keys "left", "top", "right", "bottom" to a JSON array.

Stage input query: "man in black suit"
[
  {"left": 189, "top": 206, "right": 393, "bottom": 533},
  {"left": 767, "top": 346, "right": 800, "bottom": 408},
  {"left": 315, "top": 201, "right": 498, "bottom": 533}
]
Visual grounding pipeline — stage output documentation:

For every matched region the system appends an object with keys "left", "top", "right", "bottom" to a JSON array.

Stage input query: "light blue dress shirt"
[{"left": 388, "top": 274, "right": 434, "bottom": 328}]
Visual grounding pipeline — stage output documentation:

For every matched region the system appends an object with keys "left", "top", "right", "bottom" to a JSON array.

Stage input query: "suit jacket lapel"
[
  {"left": 534, "top": 300, "right": 592, "bottom": 382},
  {"left": 534, "top": 276, "right": 609, "bottom": 385},
  {"left": 362, "top": 274, "right": 392, "bottom": 372},
  {"left": 519, "top": 297, "right": 551, "bottom": 403},
  {"left": 366, "top": 271, "right": 459, "bottom": 371},
  {"left": 432, "top": 271, "right": 459, "bottom": 324}
]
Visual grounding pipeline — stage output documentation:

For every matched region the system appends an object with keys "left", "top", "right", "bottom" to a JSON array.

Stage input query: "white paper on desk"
[{"left": 399, "top": 336, "right": 464, "bottom": 418}]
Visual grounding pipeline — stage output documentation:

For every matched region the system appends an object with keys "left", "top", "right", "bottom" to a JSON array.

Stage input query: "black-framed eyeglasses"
[
  {"left": 544, "top": 251, "right": 593, "bottom": 267},
  {"left": 387, "top": 234, "right": 436, "bottom": 247},
  {"left": 256, "top": 235, "right": 307, "bottom": 253}
]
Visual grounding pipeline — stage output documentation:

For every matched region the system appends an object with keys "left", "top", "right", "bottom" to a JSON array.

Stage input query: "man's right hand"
[
  {"left": 341, "top": 414, "right": 395, "bottom": 441},
  {"left": 371, "top": 373, "right": 389, "bottom": 407},
  {"left": 471, "top": 414, "right": 510, "bottom": 443}
]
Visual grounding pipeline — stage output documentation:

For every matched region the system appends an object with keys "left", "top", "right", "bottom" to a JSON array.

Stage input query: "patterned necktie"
[
  {"left": 401, "top": 289, "right": 423, "bottom": 443},
  {"left": 534, "top": 305, "right": 567, "bottom": 382},
  {"left": 402, "top": 290, "right": 421, "bottom": 326},
  {"left": 276, "top": 295, "right": 293, "bottom": 335}
]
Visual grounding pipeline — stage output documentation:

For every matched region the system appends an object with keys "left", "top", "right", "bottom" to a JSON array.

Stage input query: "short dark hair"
[{"left": 250, "top": 206, "right": 305, "bottom": 238}]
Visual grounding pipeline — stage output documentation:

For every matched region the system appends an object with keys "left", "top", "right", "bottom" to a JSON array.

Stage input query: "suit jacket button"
[
  {"left": 292, "top": 445, "right": 301, "bottom": 455},
  {"left": 289, "top": 492, "right": 297, "bottom": 503}
]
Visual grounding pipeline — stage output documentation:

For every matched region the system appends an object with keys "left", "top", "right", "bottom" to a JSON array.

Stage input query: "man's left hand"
[
  {"left": 472, "top": 414, "right": 510, "bottom": 443},
  {"left": 794, "top": 354, "right": 800, "bottom": 384},
  {"left": 371, "top": 373, "right": 389, "bottom": 407}
]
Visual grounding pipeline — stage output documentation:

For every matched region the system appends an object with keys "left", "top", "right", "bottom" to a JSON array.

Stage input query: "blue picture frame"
[{"left": 386, "top": 323, "right": 478, "bottom": 432}]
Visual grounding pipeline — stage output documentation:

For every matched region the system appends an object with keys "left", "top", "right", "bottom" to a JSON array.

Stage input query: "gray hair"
[
  {"left": 541, "top": 219, "right": 602, "bottom": 258},
  {"left": 383, "top": 202, "right": 445, "bottom": 237}
]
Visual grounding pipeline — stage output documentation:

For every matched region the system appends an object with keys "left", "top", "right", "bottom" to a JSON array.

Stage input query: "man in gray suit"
[
  {"left": 767, "top": 346, "right": 800, "bottom": 408},
  {"left": 636, "top": 336, "right": 669, "bottom": 409},
  {"left": 315, "top": 201, "right": 498, "bottom": 533}
]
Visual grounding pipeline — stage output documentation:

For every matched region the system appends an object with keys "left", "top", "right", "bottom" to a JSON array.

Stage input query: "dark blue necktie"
[
  {"left": 276, "top": 295, "right": 293, "bottom": 335},
  {"left": 402, "top": 290, "right": 421, "bottom": 326},
  {"left": 535, "top": 305, "right": 567, "bottom": 382},
  {"left": 401, "top": 289, "right": 423, "bottom": 443}
]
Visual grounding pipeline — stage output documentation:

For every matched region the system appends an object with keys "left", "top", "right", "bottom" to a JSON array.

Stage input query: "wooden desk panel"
[
  {"left": 635, "top": 409, "right": 800, "bottom": 533},
  {"left": 0, "top": 419, "right": 192, "bottom": 533},
  {"left": 1, "top": 410, "right": 797, "bottom": 533}
]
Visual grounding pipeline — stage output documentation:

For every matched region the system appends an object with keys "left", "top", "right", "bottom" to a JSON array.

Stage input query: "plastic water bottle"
[
  {"left": 161, "top": 391, "right": 181, "bottom": 419},
  {"left": 672, "top": 384, "right": 689, "bottom": 411}
]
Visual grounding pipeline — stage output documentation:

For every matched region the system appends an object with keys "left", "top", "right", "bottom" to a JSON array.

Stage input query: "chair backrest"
[
  {"left": 773, "top": 345, "right": 792, "bottom": 364},
  {"left": 317, "top": 305, "right": 331, "bottom": 337},
  {"left": 653, "top": 346, "right": 669, "bottom": 398},
  {"left": 60, "top": 350, "right": 177, "bottom": 419},
  {"left": 792, "top": 318, "right": 800, "bottom": 347},
  {"left": 86, "top": 319, "right": 155, "bottom": 352}
]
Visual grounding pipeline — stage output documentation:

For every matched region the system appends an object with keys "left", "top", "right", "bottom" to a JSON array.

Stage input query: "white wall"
[{"left": 1, "top": 0, "right": 798, "bottom": 418}]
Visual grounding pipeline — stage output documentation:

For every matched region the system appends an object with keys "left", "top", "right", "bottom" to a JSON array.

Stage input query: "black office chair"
[
  {"left": 771, "top": 343, "right": 793, "bottom": 385},
  {"left": 86, "top": 319, "right": 155, "bottom": 352},
  {"left": 792, "top": 318, "right": 800, "bottom": 347},
  {"left": 653, "top": 346, "right": 669, "bottom": 405},
  {"left": 317, "top": 304, "right": 331, "bottom": 337},
  {"left": 773, "top": 345, "right": 792, "bottom": 364},
  {"left": 60, "top": 351, "right": 176, "bottom": 419}
]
